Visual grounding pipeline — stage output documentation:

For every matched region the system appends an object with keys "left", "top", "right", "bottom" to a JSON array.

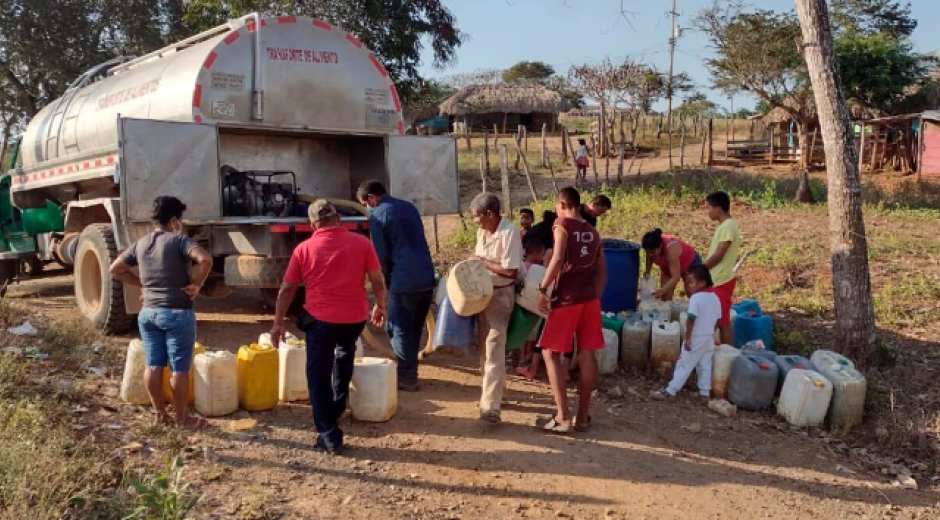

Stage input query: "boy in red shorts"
[
  {"left": 703, "top": 191, "right": 741, "bottom": 345},
  {"left": 536, "top": 186, "right": 607, "bottom": 434}
]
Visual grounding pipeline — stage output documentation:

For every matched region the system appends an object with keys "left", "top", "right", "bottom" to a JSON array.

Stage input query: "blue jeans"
[
  {"left": 386, "top": 290, "right": 433, "bottom": 384},
  {"left": 305, "top": 319, "right": 366, "bottom": 450},
  {"left": 138, "top": 308, "right": 197, "bottom": 372}
]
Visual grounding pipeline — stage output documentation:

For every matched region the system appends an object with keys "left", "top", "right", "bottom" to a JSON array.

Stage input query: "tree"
[
  {"left": 618, "top": 64, "right": 668, "bottom": 145},
  {"left": 835, "top": 30, "right": 928, "bottom": 116},
  {"left": 502, "top": 61, "right": 555, "bottom": 84},
  {"left": 794, "top": 0, "right": 876, "bottom": 359},
  {"left": 830, "top": 0, "right": 916, "bottom": 38},
  {"left": 570, "top": 58, "right": 629, "bottom": 155},
  {"left": 182, "top": 0, "right": 463, "bottom": 104},
  {"left": 545, "top": 75, "right": 585, "bottom": 110},
  {"left": 696, "top": 4, "right": 818, "bottom": 167}
]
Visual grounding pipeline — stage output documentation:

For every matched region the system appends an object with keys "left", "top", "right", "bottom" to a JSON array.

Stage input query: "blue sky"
[{"left": 419, "top": 0, "right": 940, "bottom": 111}]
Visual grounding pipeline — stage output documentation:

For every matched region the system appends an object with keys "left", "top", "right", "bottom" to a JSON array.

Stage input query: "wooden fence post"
[
  {"left": 541, "top": 123, "right": 548, "bottom": 167},
  {"left": 493, "top": 124, "right": 499, "bottom": 146},
  {"left": 431, "top": 215, "right": 440, "bottom": 254},
  {"left": 561, "top": 127, "right": 569, "bottom": 164},
  {"left": 514, "top": 125, "right": 523, "bottom": 170},
  {"left": 546, "top": 158, "right": 559, "bottom": 193},
  {"left": 484, "top": 129, "right": 491, "bottom": 177},
  {"left": 590, "top": 134, "right": 599, "bottom": 187},
  {"left": 617, "top": 129, "right": 625, "bottom": 183},
  {"left": 769, "top": 126, "right": 775, "bottom": 165},
  {"left": 479, "top": 156, "right": 487, "bottom": 192},
  {"left": 679, "top": 127, "right": 686, "bottom": 169},
  {"left": 514, "top": 135, "right": 539, "bottom": 202},
  {"left": 566, "top": 132, "right": 580, "bottom": 189},
  {"left": 523, "top": 124, "right": 528, "bottom": 154},
  {"left": 858, "top": 124, "right": 866, "bottom": 174},
  {"left": 499, "top": 145, "right": 512, "bottom": 217},
  {"left": 706, "top": 119, "right": 714, "bottom": 169},
  {"left": 464, "top": 117, "right": 471, "bottom": 150}
]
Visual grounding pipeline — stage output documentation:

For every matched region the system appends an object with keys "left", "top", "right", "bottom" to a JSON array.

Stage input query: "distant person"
[
  {"left": 651, "top": 266, "right": 722, "bottom": 400},
  {"left": 524, "top": 210, "right": 558, "bottom": 262},
  {"left": 516, "top": 238, "right": 547, "bottom": 381},
  {"left": 110, "top": 196, "right": 213, "bottom": 430},
  {"left": 357, "top": 180, "right": 435, "bottom": 392},
  {"left": 537, "top": 186, "right": 606, "bottom": 434},
  {"left": 575, "top": 139, "right": 589, "bottom": 181},
  {"left": 641, "top": 228, "right": 703, "bottom": 301},
  {"left": 579, "top": 195, "right": 612, "bottom": 228},
  {"left": 270, "top": 200, "right": 387, "bottom": 455},
  {"left": 519, "top": 208, "right": 535, "bottom": 240},
  {"left": 703, "top": 191, "right": 741, "bottom": 346},
  {"left": 470, "top": 193, "right": 523, "bottom": 425}
]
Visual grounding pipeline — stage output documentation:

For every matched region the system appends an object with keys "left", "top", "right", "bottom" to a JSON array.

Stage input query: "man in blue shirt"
[{"left": 357, "top": 180, "right": 436, "bottom": 392}]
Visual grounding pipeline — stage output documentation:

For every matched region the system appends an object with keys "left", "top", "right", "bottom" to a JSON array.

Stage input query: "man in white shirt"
[{"left": 470, "top": 192, "right": 523, "bottom": 424}]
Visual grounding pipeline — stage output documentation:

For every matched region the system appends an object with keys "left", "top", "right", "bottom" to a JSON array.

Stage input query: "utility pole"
[{"left": 666, "top": 0, "right": 678, "bottom": 170}]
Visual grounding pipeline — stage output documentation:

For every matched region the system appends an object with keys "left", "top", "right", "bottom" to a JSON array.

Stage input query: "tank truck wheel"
[
  {"left": 74, "top": 224, "right": 133, "bottom": 334},
  {"left": 224, "top": 255, "right": 289, "bottom": 288}
]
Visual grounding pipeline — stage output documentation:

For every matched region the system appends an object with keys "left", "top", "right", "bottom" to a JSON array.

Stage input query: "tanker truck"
[{"left": 4, "top": 13, "right": 458, "bottom": 333}]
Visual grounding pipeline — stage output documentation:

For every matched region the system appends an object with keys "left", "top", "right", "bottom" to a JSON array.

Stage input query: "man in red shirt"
[
  {"left": 271, "top": 200, "right": 387, "bottom": 455},
  {"left": 537, "top": 187, "right": 607, "bottom": 434}
]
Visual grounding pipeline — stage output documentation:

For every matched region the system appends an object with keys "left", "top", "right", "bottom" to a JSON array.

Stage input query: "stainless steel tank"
[{"left": 12, "top": 14, "right": 405, "bottom": 198}]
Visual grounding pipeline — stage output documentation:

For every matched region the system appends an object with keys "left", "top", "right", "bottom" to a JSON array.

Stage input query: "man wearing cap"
[
  {"left": 357, "top": 180, "right": 435, "bottom": 392},
  {"left": 270, "top": 200, "right": 387, "bottom": 455}
]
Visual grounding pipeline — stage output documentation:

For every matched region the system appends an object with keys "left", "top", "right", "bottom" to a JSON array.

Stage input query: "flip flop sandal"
[
  {"left": 574, "top": 415, "right": 592, "bottom": 432},
  {"left": 538, "top": 417, "right": 572, "bottom": 434}
]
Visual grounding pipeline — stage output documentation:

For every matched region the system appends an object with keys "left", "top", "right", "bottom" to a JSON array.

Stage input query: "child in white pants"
[{"left": 652, "top": 266, "right": 722, "bottom": 399}]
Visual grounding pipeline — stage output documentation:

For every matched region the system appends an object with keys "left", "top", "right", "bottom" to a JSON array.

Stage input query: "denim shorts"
[{"left": 138, "top": 307, "right": 197, "bottom": 373}]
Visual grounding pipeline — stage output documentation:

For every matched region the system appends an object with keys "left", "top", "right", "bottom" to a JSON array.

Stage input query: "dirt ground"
[{"left": 8, "top": 267, "right": 940, "bottom": 520}]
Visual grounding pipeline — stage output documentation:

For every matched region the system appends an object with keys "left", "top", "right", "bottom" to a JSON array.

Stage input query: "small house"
[{"left": 438, "top": 83, "right": 567, "bottom": 134}]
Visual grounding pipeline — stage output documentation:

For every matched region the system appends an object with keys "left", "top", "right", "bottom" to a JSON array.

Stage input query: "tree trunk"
[
  {"left": 795, "top": 0, "right": 876, "bottom": 360},
  {"left": 590, "top": 134, "right": 599, "bottom": 187},
  {"left": 566, "top": 132, "right": 580, "bottom": 189},
  {"left": 793, "top": 168, "right": 815, "bottom": 203},
  {"left": 599, "top": 104, "right": 608, "bottom": 156},
  {"left": 796, "top": 120, "right": 811, "bottom": 169}
]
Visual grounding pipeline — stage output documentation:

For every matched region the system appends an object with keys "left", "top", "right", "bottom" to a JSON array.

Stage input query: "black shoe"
[
  {"left": 315, "top": 436, "right": 344, "bottom": 456},
  {"left": 398, "top": 381, "right": 421, "bottom": 392}
]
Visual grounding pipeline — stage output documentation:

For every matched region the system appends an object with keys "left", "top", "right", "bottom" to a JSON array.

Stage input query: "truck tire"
[
  {"left": 74, "top": 224, "right": 134, "bottom": 334},
  {"left": 224, "top": 255, "right": 289, "bottom": 288}
]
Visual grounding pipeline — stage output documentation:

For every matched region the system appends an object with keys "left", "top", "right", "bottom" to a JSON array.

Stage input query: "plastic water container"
[
  {"left": 237, "top": 344, "right": 279, "bottom": 411},
  {"left": 517, "top": 264, "right": 548, "bottom": 317},
  {"left": 650, "top": 321, "right": 681, "bottom": 374},
  {"left": 278, "top": 344, "right": 308, "bottom": 402},
  {"left": 670, "top": 301, "right": 689, "bottom": 322},
  {"left": 815, "top": 362, "right": 866, "bottom": 428},
  {"left": 773, "top": 355, "right": 816, "bottom": 395},
  {"left": 620, "top": 318, "right": 651, "bottom": 369},
  {"left": 731, "top": 301, "right": 774, "bottom": 349},
  {"left": 350, "top": 357, "right": 397, "bottom": 422},
  {"left": 600, "top": 239, "right": 641, "bottom": 313},
  {"left": 596, "top": 329, "right": 620, "bottom": 375},
  {"left": 120, "top": 339, "right": 150, "bottom": 405},
  {"left": 434, "top": 274, "right": 448, "bottom": 307},
  {"left": 446, "top": 259, "right": 493, "bottom": 317},
  {"left": 728, "top": 354, "right": 779, "bottom": 411},
  {"left": 679, "top": 311, "right": 689, "bottom": 342},
  {"left": 810, "top": 350, "right": 855, "bottom": 370},
  {"left": 433, "top": 293, "right": 477, "bottom": 351},
  {"left": 506, "top": 305, "right": 539, "bottom": 352},
  {"left": 161, "top": 342, "right": 206, "bottom": 404},
  {"left": 710, "top": 344, "right": 741, "bottom": 400},
  {"left": 777, "top": 369, "right": 833, "bottom": 427},
  {"left": 741, "top": 341, "right": 777, "bottom": 360},
  {"left": 601, "top": 313, "right": 625, "bottom": 340},
  {"left": 194, "top": 351, "right": 239, "bottom": 417},
  {"left": 639, "top": 300, "right": 672, "bottom": 323},
  {"left": 640, "top": 275, "right": 658, "bottom": 302}
]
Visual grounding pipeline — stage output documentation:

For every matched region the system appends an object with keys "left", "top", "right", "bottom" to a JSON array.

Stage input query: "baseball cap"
[{"left": 308, "top": 199, "right": 338, "bottom": 222}]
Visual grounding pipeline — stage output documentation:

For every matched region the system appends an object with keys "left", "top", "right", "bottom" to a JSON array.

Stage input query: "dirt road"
[{"left": 7, "top": 270, "right": 938, "bottom": 519}]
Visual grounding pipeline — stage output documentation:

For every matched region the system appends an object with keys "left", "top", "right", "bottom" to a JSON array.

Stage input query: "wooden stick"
[
  {"left": 626, "top": 147, "right": 639, "bottom": 175},
  {"left": 499, "top": 144, "right": 512, "bottom": 217},
  {"left": 679, "top": 127, "right": 686, "bottom": 169},
  {"left": 561, "top": 127, "right": 569, "bottom": 164},
  {"left": 546, "top": 158, "right": 559, "bottom": 192},
  {"left": 514, "top": 134, "right": 539, "bottom": 203},
  {"left": 484, "top": 129, "right": 491, "bottom": 177},
  {"left": 493, "top": 124, "right": 499, "bottom": 146},
  {"left": 464, "top": 117, "right": 471, "bottom": 150},
  {"left": 590, "top": 134, "right": 598, "bottom": 187},
  {"left": 706, "top": 119, "right": 714, "bottom": 169},
  {"left": 479, "top": 155, "right": 487, "bottom": 192},
  {"left": 700, "top": 127, "right": 707, "bottom": 166},
  {"left": 769, "top": 126, "right": 775, "bottom": 165},
  {"left": 523, "top": 125, "right": 528, "bottom": 154},
  {"left": 514, "top": 125, "right": 523, "bottom": 170},
  {"left": 541, "top": 123, "right": 548, "bottom": 167},
  {"left": 567, "top": 132, "right": 580, "bottom": 189},
  {"left": 617, "top": 132, "right": 625, "bottom": 183}
]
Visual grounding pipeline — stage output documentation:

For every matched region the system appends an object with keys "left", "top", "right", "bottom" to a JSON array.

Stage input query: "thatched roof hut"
[
  {"left": 439, "top": 83, "right": 568, "bottom": 132},
  {"left": 440, "top": 83, "right": 567, "bottom": 116}
]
